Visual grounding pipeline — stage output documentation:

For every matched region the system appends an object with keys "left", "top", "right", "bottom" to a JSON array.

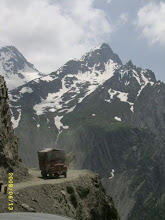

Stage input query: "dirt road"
[{"left": 13, "top": 169, "right": 92, "bottom": 192}]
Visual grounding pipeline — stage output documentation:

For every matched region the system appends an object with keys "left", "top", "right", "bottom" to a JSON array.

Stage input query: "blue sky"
[
  {"left": 94, "top": 0, "right": 165, "bottom": 81},
  {"left": 0, "top": 0, "right": 164, "bottom": 81}
]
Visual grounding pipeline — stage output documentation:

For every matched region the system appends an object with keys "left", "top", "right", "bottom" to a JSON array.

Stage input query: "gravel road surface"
[{"left": 13, "top": 169, "right": 92, "bottom": 192}]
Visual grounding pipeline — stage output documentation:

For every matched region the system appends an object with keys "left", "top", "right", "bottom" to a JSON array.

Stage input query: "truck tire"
[
  {"left": 49, "top": 173, "right": 52, "bottom": 178},
  {"left": 54, "top": 173, "right": 59, "bottom": 179},
  {"left": 64, "top": 172, "right": 67, "bottom": 178},
  {"left": 41, "top": 171, "right": 47, "bottom": 178}
]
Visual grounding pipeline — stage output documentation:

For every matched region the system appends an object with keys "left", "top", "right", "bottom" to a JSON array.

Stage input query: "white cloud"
[
  {"left": 117, "top": 13, "right": 128, "bottom": 27},
  {"left": 135, "top": 2, "right": 165, "bottom": 46},
  {"left": 107, "top": 0, "right": 112, "bottom": 4},
  {"left": 0, "top": 0, "right": 113, "bottom": 73}
]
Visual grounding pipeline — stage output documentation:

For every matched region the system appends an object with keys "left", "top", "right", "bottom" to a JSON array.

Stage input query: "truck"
[{"left": 37, "top": 148, "right": 67, "bottom": 178}]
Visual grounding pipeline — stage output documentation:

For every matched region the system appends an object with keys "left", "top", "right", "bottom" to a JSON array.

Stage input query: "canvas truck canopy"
[{"left": 38, "top": 148, "right": 66, "bottom": 162}]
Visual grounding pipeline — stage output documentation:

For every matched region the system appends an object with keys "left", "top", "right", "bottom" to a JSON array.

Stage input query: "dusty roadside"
[{"left": 12, "top": 169, "right": 92, "bottom": 192}]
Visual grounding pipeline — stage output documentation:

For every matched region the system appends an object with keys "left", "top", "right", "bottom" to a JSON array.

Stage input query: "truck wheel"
[
  {"left": 41, "top": 171, "right": 47, "bottom": 178},
  {"left": 49, "top": 173, "right": 52, "bottom": 178},
  {"left": 54, "top": 173, "right": 59, "bottom": 179},
  {"left": 64, "top": 172, "right": 67, "bottom": 178}
]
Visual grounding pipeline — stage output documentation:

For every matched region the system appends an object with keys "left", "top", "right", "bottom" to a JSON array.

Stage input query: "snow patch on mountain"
[
  {"left": 76, "top": 60, "right": 119, "bottom": 103},
  {"left": 80, "top": 45, "right": 102, "bottom": 61},
  {"left": 41, "top": 75, "right": 57, "bottom": 82},
  {"left": 20, "top": 87, "right": 33, "bottom": 94},
  {"left": 8, "top": 94, "right": 20, "bottom": 102},
  {"left": 114, "top": 116, "right": 121, "bottom": 121},
  {"left": 124, "top": 81, "right": 130, "bottom": 86},
  {"left": 5, "top": 74, "right": 34, "bottom": 91},
  {"left": 105, "top": 88, "right": 134, "bottom": 111},
  {"left": 33, "top": 60, "right": 119, "bottom": 116},
  {"left": 54, "top": 116, "right": 69, "bottom": 130},
  {"left": 132, "top": 70, "right": 141, "bottom": 85},
  {"left": 105, "top": 89, "right": 133, "bottom": 105},
  {"left": 130, "top": 105, "right": 134, "bottom": 112},
  {"left": 109, "top": 169, "right": 115, "bottom": 179},
  {"left": 11, "top": 108, "right": 22, "bottom": 129},
  {"left": 66, "top": 106, "right": 76, "bottom": 113},
  {"left": 120, "top": 69, "right": 128, "bottom": 80},
  {"left": 137, "top": 70, "right": 154, "bottom": 97},
  {"left": 33, "top": 77, "right": 68, "bottom": 115}
]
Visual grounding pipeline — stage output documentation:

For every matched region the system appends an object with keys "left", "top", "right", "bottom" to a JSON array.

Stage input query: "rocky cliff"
[
  {"left": 0, "top": 170, "right": 119, "bottom": 220},
  {"left": 131, "top": 81, "right": 165, "bottom": 136},
  {"left": 0, "top": 76, "right": 28, "bottom": 182}
]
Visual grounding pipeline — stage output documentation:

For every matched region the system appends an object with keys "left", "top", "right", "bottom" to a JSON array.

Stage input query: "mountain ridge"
[
  {"left": 0, "top": 75, "right": 28, "bottom": 183},
  {"left": 0, "top": 46, "right": 43, "bottom": 90},
  {"left": 8, "top": 43, "right": 157, "bottom": 166}
]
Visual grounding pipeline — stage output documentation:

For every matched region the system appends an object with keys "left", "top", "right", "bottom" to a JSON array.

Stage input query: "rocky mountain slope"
[
  {"left": 60, "top": 117, "right": 164, "bottom": 220},
  {"left": 6, "top": 43, "right": 165, "bottom": 219},
  {"left": 9, "top": 43, "right": 156, "bottom": 166},
  {"left": 0, "top": 169, "right": 119, "bottom": 220},
  {"left": 0, "top": 76, "right": 28, "bottom": 183},
  {"left": 131, "top": 81, "right": 165, "bottom": 136},
  {"left": 0, "top": 75, "right": 119, "bottom": 219},
  {"left": 0, "top": 46, "right": 43, "bottom": 90}
]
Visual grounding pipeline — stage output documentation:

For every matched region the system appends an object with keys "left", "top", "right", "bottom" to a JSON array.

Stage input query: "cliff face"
[
  {"left": 0, "top": 170, "right": 119, "bottom": 220},
  {"left": 57, "top": 118, "right": 165, "bottom": 220},
  {"left": 0, "top": 76, "right": 28, "bottom": 182},
  {"left": 131, "top": 82, "right": 165, "bottom": 136}
]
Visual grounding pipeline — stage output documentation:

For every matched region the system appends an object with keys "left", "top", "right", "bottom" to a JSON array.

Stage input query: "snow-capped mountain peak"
[
  {"left": 125, "top": 60, "right": 134, "bottom": 68},
  {"left": 0, "top": 46, "right": 43, "bottom": 90},
  {"left": 8, "top": 43, "right": 161, "bottom": 173},
  {"left": 32, "top": 56, "right": 120, "bottom": 117},
  {"left": 54, "top": 43, "right": 122, "bottom": 80},
  {"left": 10, "top": 43, "right": 122, "bottom": 130},
  {"left": 9, "top": 43, "right": 156, "bottom": 135},
  {"left": 80, "top": 43, "right": 122, "bottom": 66}
]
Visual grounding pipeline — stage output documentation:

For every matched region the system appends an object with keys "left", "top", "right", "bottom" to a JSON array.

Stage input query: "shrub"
[
  {"left": 66, "top": 186, "right": 74, "bottom": 194},
  {"left": 76, "top": 186, "right": 90, "bottom": 199},
  {"left": 70, "top": 194, "right": 77, "bottom": 208}
]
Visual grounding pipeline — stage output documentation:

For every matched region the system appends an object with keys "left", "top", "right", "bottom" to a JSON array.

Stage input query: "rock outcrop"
[{"left": 0, "top": 76, "right": 28, "bottom": 182}]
